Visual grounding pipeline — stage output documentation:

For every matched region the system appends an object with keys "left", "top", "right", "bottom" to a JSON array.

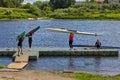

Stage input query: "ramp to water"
[
  {"left": 7, "top": 62, "right": 28, "bottom": 69},
  {"left": 7, "top": 54, "right": 29, "bottom": 69}
]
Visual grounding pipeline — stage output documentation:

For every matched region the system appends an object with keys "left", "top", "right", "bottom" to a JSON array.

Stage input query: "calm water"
[
  {"left": 1, "top": 20, "right": 120, "bottom": 75},
  {"left": 0, "top": 20, "right": 120, "bottom": 48}
]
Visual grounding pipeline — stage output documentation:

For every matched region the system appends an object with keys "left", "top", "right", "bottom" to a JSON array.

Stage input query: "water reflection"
[
  {"left": 25, "top": 55, "right": 119, "bottom": 73},
  {"left": 67, "top": 57, "right": 74, "bottom": 71},
  {"left": 94, "top": 57, "right": 101, "bottom": 72}
]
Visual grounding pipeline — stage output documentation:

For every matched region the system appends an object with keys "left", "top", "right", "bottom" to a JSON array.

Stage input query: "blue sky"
[{"left": 24, "top": 0, "right": 83, "bottom": 4}]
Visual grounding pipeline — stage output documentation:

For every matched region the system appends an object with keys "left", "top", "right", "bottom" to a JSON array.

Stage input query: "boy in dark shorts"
[
  {"left": 18, "top": 37, "right": 25, "bottom": 56},
  {"left": 27, "top": 33, "right": 32, "bottom": 48}
]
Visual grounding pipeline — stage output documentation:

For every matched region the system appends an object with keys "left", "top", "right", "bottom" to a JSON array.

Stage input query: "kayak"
[
  {"left": 26, "top": 26, "right": 40, "bottom": 37},
  {"left": 17, "top": 31, "right": 25, "bottom": 40},
  {"left": 73, "top": 44, "right": 120, "bottom": 49},
  {"left": 45, "top": 28, "right": 102, "bottom": 36}
]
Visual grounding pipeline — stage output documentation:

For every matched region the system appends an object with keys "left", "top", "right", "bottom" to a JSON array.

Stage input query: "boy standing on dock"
[
  {"left": 69, "top": 33, "right": 74, "bottom": 49},
  {"left": 18, "top": 37, "right": 25, "bottom": 56}
]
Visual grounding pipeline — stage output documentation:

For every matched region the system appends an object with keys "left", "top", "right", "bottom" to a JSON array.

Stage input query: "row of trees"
[
  {"left": 0, "top": 0, "right": 76, "bottom": 10},
  {"left": 0, "top": 0, "right": 120, "bottom": 20},
  {"left": 0, "top": 0, "right": 120, "bottom": 9},
  {"left": 0, "top": 0, "right": 24, "bottom": 8},
  {"left": 49, "top": 0, "right": 75, "bottom": 10}
]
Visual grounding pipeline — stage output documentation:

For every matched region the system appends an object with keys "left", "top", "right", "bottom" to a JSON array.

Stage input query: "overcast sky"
[{"left": 24, "top": 0, "right": 83, "bottom": 4}]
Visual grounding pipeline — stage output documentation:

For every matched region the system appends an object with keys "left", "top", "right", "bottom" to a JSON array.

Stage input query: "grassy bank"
[
  {"left": 1, "top": 3, "right": 120, "bottom": 20},
  {"left": 0, "top": 7, "right": 36, "bottom": 20},
  {"left": 57, "top": 72, "right": 120, "bottom": 80},
  {"left": 0, "top": 65, "right": 7, "bottom": 69}
]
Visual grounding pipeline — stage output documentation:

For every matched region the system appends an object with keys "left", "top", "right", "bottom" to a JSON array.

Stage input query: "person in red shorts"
[{"left": 69, "top": 33, "right": 74, "bottom": 49}]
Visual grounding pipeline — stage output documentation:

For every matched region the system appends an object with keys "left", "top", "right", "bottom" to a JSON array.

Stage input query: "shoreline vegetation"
[
  {"left": 58, "top": 72, "right": 120, "bottom": 80},
  {"left": 1, "top": 2, "right": 120, "bottom": 20}
]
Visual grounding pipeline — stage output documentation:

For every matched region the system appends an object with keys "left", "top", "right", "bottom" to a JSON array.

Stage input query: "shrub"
[{"left": 5, "top": 10, "right": 13, "bottom": 15}]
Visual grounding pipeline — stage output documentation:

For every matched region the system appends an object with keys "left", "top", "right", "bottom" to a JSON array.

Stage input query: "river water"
[{"left": 1, "top": 20, "right": 120, "bottom": 75}]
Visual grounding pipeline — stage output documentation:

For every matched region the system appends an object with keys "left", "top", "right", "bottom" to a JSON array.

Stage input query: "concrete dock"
[
  {"left": 0, "top": 47, "right": 119, "bottom": 58},
  {"left": 38, "top": 47, "right": 118, "bottom": 56},
  {"left": 0, "top": 47, "right": 118, "bottom": 69}
]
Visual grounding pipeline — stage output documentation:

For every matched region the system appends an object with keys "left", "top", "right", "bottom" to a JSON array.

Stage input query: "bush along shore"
[{"left": 1, "top": 2, "right": 120, "bottom": 20}]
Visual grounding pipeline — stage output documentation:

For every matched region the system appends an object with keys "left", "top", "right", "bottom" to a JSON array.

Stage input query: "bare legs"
[{"left": 18, "top": 47, "right": 23, "bottom": 56}]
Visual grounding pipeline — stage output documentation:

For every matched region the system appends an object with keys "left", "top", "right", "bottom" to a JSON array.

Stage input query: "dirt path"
[{"left": 0, "top": 70, "right": 75, "bottom": 80}]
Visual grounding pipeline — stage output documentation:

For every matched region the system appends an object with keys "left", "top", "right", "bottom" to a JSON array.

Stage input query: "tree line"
[
  {"left": 0, "top": 0, "right": 24, "bottom": 8},
  {"left": 0, "top": 0, "right": 76, "bottom": 10},
  {"left": 0, "top": 0, "right": 120, "bottom": 20},
  {"left": 0, "top": 0, "right": 119, "bottom": 10}
]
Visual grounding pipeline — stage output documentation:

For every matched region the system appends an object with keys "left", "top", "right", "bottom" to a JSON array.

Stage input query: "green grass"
[
  {"left": 1, "top": 5, "right": 120, "bottom": 20},
  {"left": 0, "top": 7, "right": 39, "bottom": 20},
  {"left": 0, "top": 65, "right": 7, "bottom": 69},
  {"left": 55, "top": 72, "right": 120, "bottom": 80}
]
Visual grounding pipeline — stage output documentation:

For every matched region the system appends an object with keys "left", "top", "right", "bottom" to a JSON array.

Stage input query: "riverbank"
[
  {"left": 0, "top": 70, "right": 74, "bottom": 80},
  {"left": 1, "top": 70, "right": 120, "bottom": 80}
]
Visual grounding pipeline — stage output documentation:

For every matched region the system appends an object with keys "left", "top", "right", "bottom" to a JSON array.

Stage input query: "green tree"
[
  {"left": 5, "top": 0, "right": 15, "bottom": 8},
  {"left": 0, "top": 0, "right": 4, "bottom": 7},
  {"left": 21, "top": 3, "right": 32, "bottom": 9},
  {"left": 49, "top": 0, "right": 75, "bottom": 10},
  {"left": 33, "top": 1, "right": 50, "bottom": 10},
  {"left": 90, "top": 0, "right": 95, "bottom": 2},
  {"left": 22, "top": 3, "right": 42, "bottom": 16},
  {"left": 0, "top": 0, "right": 24, "bottom": 8},
  {"left": 104, "top": 0, "right": 109, "bottom": 3},
  {"left": 11, "top": 0, "right": 24, "bottom": 7}
]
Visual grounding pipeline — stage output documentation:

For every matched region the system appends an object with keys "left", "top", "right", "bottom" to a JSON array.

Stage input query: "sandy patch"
[{"left": 0, "top": 70, "right": 74, "bottom": 80}]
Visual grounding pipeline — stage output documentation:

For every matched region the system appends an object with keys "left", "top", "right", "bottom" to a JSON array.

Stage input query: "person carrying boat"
[
  {"left": 18, "top": 36, "right": 25, "bottom": 56},
  {"left": 69, "top": 33, "right": 74, "bottom": 49},
  {"left": 95, "top": 39, "right": 101, "bottom": 49},
  {"left": 27, "top": 33, "right": 32, "bottom": 48}
]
